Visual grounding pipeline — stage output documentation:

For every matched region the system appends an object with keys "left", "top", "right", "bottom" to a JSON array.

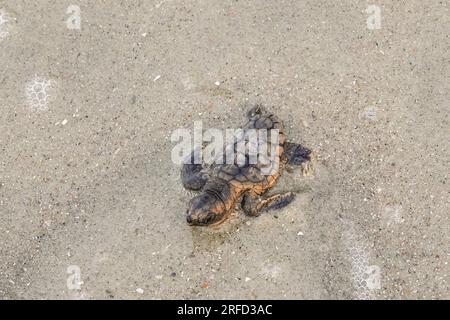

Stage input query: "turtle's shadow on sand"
[{"left": 189, "top": 212, "right": 247, "bottom": 254}]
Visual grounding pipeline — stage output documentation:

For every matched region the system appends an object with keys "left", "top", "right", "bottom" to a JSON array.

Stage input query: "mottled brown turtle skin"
[{"left": 182, "top": 106, "right": 311, "bottom": 226}]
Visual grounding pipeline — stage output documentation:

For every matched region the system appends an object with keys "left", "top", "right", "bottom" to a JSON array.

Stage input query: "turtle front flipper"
[
  {"left": 242, "top": 192, "right": 296, "bottom": 216},
  {"left": 181, "top": 149, "right": 209, "bottom": 191}
]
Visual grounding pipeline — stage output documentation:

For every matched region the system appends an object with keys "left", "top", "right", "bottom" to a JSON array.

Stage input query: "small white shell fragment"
[
  {"left": 61, "top": 119, "right": 68, "bottom": 125},
  {"left": 136, "top": 288, "right": 144, "bottom": 294}
]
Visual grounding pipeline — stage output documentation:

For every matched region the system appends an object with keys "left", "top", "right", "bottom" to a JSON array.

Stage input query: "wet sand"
[{"left": 0, "top": 1, "right": 448, "bottom": 299}]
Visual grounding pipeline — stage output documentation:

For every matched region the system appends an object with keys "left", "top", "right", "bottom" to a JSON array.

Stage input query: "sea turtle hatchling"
[{"left": 182, "top": 106, "right": 312, "bottom": 226}]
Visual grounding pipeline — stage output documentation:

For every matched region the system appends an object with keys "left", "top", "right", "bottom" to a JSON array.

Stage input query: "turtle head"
[{"left": 186, "top": 193, "right": 226, "bottom": 226}]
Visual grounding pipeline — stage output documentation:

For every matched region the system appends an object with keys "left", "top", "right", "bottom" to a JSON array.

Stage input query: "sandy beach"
[{"left": 0, "top": 0, "right": 448, "bottom": 299}]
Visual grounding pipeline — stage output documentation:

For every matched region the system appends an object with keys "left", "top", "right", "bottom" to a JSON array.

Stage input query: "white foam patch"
[
  {"left": 25, "top": 75, "right": 56, "bottom": 112},
  {"left": 359, "top": 106, "right": 378, "bottom": 121},
  {"left": 260, "top": 264, "right": 282, "bottom": 279},
  {"left": 343, "top": 221, "right": 381, "bottom": 300},
  {"left": 382, "top": 204, "right": 404, "bottom": 225},
  {"left": 0, "top": 8, "right": 11, "bottom": 40},
  {"left": 181, "top": 76, "right": 195, "bottom": 90}
]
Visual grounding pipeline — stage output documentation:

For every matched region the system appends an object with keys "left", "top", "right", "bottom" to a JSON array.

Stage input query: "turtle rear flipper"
[
  {"left": 246, "top": 104, "right": 267, "bottom": 118},
  {"left": 284, "top": 142, "right": 311, "bottom": 165}
]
